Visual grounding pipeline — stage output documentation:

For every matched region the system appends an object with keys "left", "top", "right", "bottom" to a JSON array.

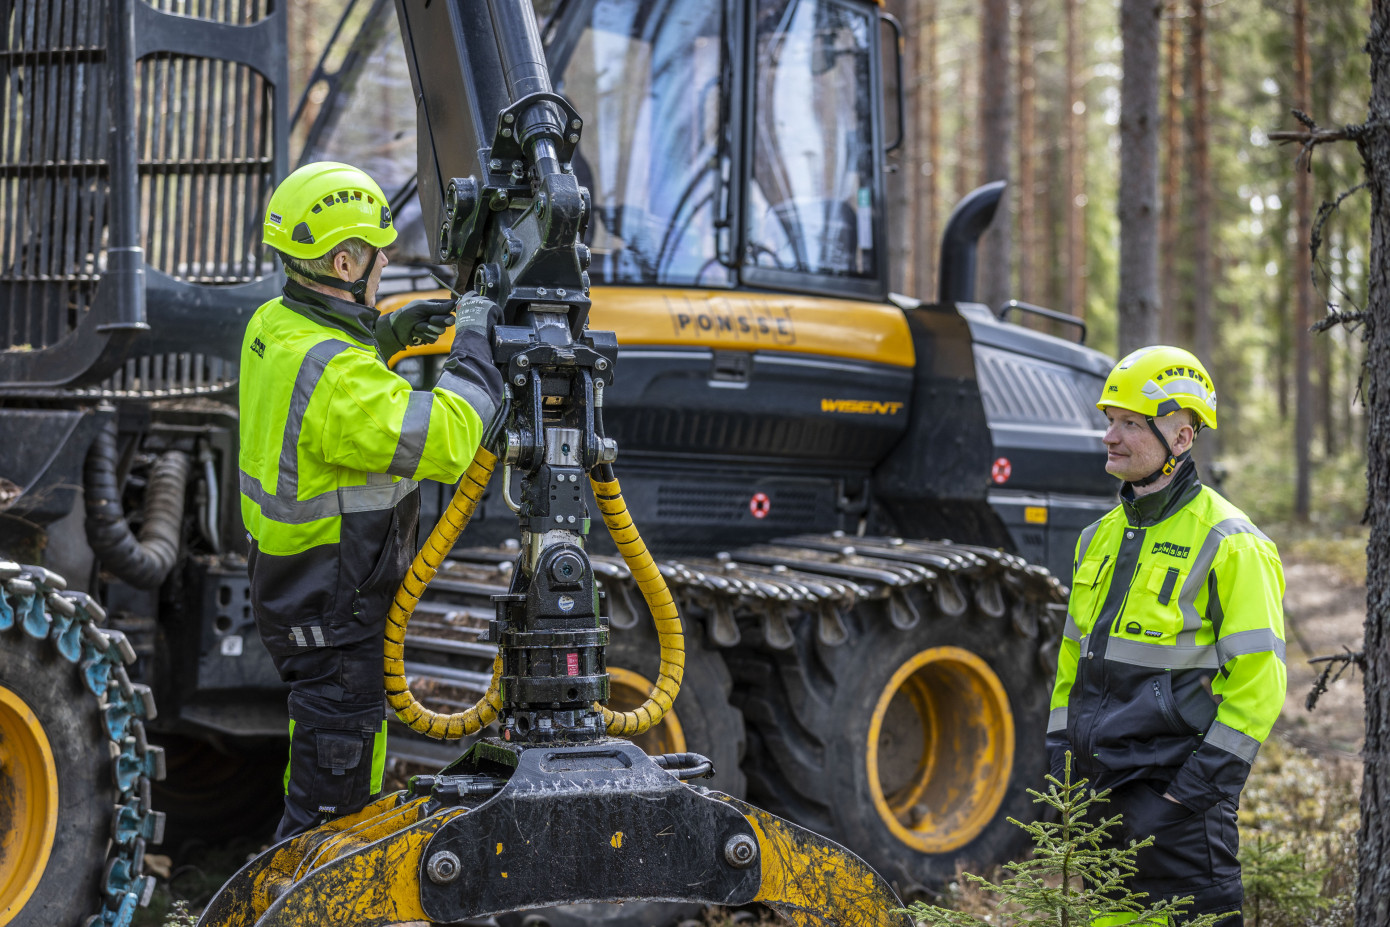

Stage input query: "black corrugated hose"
[{"left": 83, "top": 420, "right": 189, "bottom": 589}]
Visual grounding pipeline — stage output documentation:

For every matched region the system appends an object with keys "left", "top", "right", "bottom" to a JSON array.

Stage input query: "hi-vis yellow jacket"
[
  {"left": 1046, "top": 459, "right": 1286, "bottom": 811},
  {"left": 239, "top": 280, "right": 502, "bottom": 662}
]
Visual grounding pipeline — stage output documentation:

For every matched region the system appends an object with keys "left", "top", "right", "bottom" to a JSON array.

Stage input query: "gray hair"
[{"left": 283, "top": 237, "right": 372, "bottom": 286}]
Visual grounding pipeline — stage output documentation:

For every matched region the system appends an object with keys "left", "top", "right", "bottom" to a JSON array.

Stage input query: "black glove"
[
  {"left": 375, "top": 297, "right": 456, "bottom": 361},
  {"left": 453, "top": 292, "right": 503, "bottom": 343}
]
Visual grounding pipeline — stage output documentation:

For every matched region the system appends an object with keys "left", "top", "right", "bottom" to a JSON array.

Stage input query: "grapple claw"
[
  {"left": 196, "top": 742, "right": 910, "bottom": 927},
  {"left": 719, "top": 796, "right": 914, "bottom": 927}
]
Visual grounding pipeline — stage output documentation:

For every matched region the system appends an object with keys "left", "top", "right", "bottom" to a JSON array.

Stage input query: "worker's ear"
[
  {"left": 332, "top": 249, "right": 357, "bottom": 282},
  {"left": 1167, "top": 414, "right": 1196, "bottom": 457}
]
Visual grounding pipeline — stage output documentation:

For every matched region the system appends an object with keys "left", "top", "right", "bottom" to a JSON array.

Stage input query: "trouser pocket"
[
  {"left": 307, "top": 729, "right": 372, "bottom": 814},
  {"left": 1124, "top": 782, "right": 1210, "bottom": 888},
  {"left": 286, "top": 691, "right": 385, "bottom": 820}
]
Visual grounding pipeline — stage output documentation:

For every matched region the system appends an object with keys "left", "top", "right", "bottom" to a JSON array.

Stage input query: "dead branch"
[
  {"left": 1306, "top": 648, "right": 1366, "bottom": 712},
  {"left": 1312, "top": 310, "right": 1368, "bottom": 333},
  {"left": 1307, "top": 181, "right": 1372, "bottom": 335},
  {"left": 1270, "top": 110, "right": 1358, "bottom": 172}
]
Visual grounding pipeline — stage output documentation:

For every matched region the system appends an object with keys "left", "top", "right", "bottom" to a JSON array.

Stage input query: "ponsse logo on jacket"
[{"left": 1151, "top": 540, "right": 1191, "bottom": 559}]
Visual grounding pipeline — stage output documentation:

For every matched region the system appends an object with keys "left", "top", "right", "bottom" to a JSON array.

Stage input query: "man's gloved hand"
[
  {"left": 453, "top": 292, "right": 503, "bottom": 343},
  {"left": 374, "top": 297, "right": 456, "bottom": 361}
]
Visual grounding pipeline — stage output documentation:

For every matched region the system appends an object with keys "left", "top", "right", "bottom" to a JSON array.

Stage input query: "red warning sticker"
[
  {"left": 749, "top": 492, "right": 771, "bottom": 519},
  {"left": 566, "top": 652, "right": 579, "bottom": 676},
  {"left": 991, "top": 458, "right": 1012, "bottom": 484}
]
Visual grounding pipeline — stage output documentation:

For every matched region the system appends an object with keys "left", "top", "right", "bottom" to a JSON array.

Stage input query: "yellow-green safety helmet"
[
  {"left": 1098, "top": 345, "right": 1218, "bottom": 431},
  {"left": 263, "top": 161, "right": 397, "bottom": 260}
]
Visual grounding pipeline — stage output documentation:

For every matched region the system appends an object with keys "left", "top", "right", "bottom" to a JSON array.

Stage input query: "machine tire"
[
  {"left": 497, "top": 608, "right": 747, "bottom": 927},
  {"left": 727, "top": 585, "right": 1051, "bottom": 894},
  {"left": 606, "top": 612, "right": 746, "bottom": 799},
  {"left": 0, "top": 627, "right": 114, "bottom": 926}
]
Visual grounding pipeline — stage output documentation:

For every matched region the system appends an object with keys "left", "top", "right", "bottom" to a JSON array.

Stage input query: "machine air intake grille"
[
  {"left": 135, "top": 53, "right": 276, "bottom": 282},
  {"left": 974, "top": 346, "right": 1107, "bottom": 430},
  {"left": 0, "top": 0, "right": 112, "bottom": 351}
]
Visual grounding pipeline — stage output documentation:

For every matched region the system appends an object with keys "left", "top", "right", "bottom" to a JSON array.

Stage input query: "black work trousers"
[
  {"left": 267, "top": 626, "right": 387, "bottom": 842},
  {"left": 1101, "top": 779, "right": 1244, "bottom": 926}
]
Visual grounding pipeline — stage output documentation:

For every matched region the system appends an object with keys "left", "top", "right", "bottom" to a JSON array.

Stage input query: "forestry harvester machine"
[{"left": 0, "top": 0, "right": 1119, "bottom": 925}]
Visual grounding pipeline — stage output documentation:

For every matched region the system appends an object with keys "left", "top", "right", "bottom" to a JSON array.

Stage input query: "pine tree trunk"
[
  {"left": 956, "top": 48, "right": 973, "bottom": 209},
  {"left": 1160, "top": 0, "right": 1184, "bottom": 343},
  {"left": 1117, "top": 0, "right": 1163, "bottom": 353},
  {"left": 1188, "top": 0, "right": 1212, "bottom": 367},
  {"left": 1359, "top": 5, "right": 1390, "bottom": 920},
  {"left": 1046, "top": 105, "right": 1064, "bottom": 310},
  {"left": 1017, "top": 0, "right": 1036, "bottom": 305},
  {"left": 978, "top": 0, "right": 1013, "bottom": 310},
  {"left": 911, "top": 0, "right": 939, "bottom": 300},
  {"left": 1066, "top": 0, "right": 1086, "bottom": 319},
  {"left": 1293, "top": 0, "right": 1314, "bottom": 521}
]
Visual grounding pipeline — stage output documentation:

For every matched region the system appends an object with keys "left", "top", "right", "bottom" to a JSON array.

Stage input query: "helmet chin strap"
[
  {"left": 284, "top": 246, "right": 380, "bottom": 306},
  {"left": 1128, "top": 416, "right": 1181, "bottom": 488}
]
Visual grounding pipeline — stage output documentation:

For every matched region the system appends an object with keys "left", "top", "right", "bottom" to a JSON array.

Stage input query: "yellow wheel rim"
[
  {"left": 0, "top": 685, "right": 59, "bottom": 921},
  {"left": 866, "top": 646, "right": 1014, "bottom": 853},
  {"left": 607, "top": 666, "right": 686, "bottom": 756}
]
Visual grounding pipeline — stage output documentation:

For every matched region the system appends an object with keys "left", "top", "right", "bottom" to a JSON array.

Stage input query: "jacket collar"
[
  {"left": 1119, "top": 456, "right": 1202, "bottom": 528},
  {"left": 281, "top": 279, "right": 378, "bottom": 346}
]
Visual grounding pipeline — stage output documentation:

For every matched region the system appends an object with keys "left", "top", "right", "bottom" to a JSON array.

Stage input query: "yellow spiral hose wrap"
[
  {"left": 590, "top": 475, "right": 685, "bottom": 736},
  {"left": 384, "top": 447, "right": 502, "bottom": 740}
]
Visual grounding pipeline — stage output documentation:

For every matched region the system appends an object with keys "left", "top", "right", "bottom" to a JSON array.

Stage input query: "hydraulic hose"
[
  {"left": 384, "top": 447, "right": 502, "bottom": 740},
  {"left": 590, "top": 469, "right": 684, "bottom": 736},
  {"left": 386, "top": 450, "right": 684, "bottom": 740},
  {"left": 83, "top": 420, "right": 189, "bottom": 589}
]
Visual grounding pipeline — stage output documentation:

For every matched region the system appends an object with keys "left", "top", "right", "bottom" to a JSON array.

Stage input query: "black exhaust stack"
[{"left": 937, "top": 181, "right": 1006, "bottom": 305}]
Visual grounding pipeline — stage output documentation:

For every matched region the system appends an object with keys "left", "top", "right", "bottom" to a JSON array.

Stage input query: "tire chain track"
[
  {"left": 414, "top": 532, "right": 1068, "bottom": 698},
  {"left": 0, "top": 560, "right": 166, "bottom": 927}
]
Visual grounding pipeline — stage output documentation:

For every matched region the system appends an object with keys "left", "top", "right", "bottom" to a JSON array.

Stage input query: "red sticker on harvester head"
[
  {"left": 749, "top": 492, "right": 770, "bottom": 519},
  {"left": 991, "top": 458, "right": 1012, "bottom": 484},
  {"left": 566, "top": 652, "right": 579, "bottom": 676}
]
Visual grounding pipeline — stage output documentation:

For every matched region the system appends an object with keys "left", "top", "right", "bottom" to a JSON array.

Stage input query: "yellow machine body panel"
[{"left": 377, "top": 287, "right": 915, "bottom": 369}]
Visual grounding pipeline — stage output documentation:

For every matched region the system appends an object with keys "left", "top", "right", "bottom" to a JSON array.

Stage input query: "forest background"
[{"left": 871, "top": 0, "right": 1371, "bottom": 536}]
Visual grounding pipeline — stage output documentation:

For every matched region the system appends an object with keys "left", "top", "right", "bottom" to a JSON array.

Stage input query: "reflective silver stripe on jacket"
[
  {"left": 1075, "top": 520, "right": 1103, "bottom": 568},
  {"left": 1104, "top": 627, "right": 1285, "bottom": 670},
  {"left": 436, "top": 368, "right": 498, "bottom": 428},
  {"left": 1063, "top": 612, "right": 1082, "bottom": 642},
  {"left": 1105, "top": 637, "right": 1219, "bottom": 670},
  {"left": 1176, "top": 516, "right": 1272, "bottom": 643},
  {"left": 387, "top": 390, "right": 434, "bottom": 479},
  {"left": 241, "top": 470, "right": 418, "bottom": 524},
  {"left": 1204, "top": 720, "right": 1261, "bottom": 763},
  {"left": 1215, "top": 627, "right": 1286, "bottom": 664},
  {"left": 277, "top": 339, "right": 351, "bottom": 497},
  {"left": 1048, "top": 706, "right": 1068, "bottom": 733}
]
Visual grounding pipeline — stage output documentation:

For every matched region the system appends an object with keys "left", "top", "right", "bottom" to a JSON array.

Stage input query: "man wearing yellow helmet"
[
  {"left": 1047, "top": 346, "right": 1286, "bottom": 925},
  {"left": 241, "top": 162, "right": 504, "bottom": 840}
]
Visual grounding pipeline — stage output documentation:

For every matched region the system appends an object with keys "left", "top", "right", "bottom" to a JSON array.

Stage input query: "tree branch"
[
  {"left": 1309, "top": 182, "right": 1372, "bottom": 334},
  {"left": 1270, "top": 111, "right": 1354, "bottom": 172},
  {"left": 1305, "top": 648, "right": 1365, "bottom": 711}
]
